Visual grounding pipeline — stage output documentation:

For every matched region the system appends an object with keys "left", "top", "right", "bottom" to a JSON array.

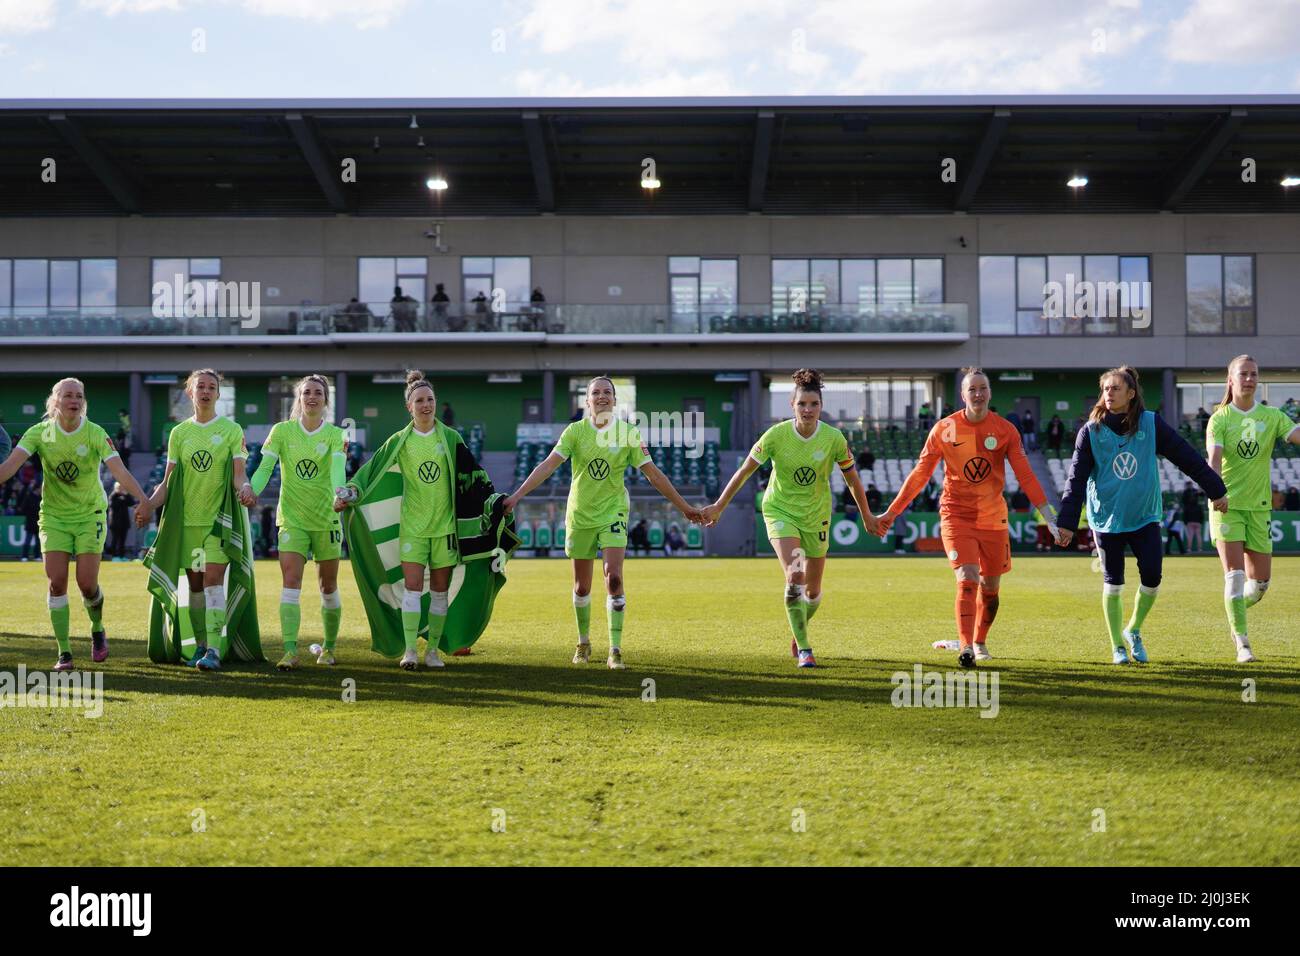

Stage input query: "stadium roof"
[{"left": 3, "top": 96, "right": 1299, "bottom": 217}]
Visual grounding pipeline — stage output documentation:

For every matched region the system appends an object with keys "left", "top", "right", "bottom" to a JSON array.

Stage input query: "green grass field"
[{"left": 1, "top": 555, "right": 1297, "bottom": 866}]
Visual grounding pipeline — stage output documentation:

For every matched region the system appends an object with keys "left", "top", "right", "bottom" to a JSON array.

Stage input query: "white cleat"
[
  {"left": 1235, "top": 636, "right": 1256, "bottom": 663},
  {"left": 309, "top": 643, "right": 336, "bottom": 666},
  {"left": 572, "top": 641, "right": 592, "bottom": 664},
  {"left": 607, "top": 647, "right": 625, "bottom": 670},
  {"left": 399, "top": 649, "right": 418, "bottom": 670},
  {"left": 424, "top": 648, "right": 445, "bottom": 669},
  {"left": 974, "top": 643, "right": 992, "bottom": 662}
]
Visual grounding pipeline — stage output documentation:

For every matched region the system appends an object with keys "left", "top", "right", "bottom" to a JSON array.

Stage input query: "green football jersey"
[
  {"left": 398, "top": 425, "right": 455, "bottom": 537},
  {"left": 554, "top": 418, "right": 651, "bottom": 530},
  {"left": 263, "top": 420, "right": 346, "bottom": 531},
  {"left": 1207, "top": 403, "right": 1299, "bottom": 511},
  {"left": 750, "top": 420, "right": 852, "bottom": 528},
  {"left": 167, "top": 416, "right": 247, "bottom": 526},
  {"left": 17, "top": 417, "right": 117, "bottom": 524}
]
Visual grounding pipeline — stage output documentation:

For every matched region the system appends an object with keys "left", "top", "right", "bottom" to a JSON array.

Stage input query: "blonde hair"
[
  {"left": 1218, "top": 354, "right": 1258, "bottom": 411},
  {"left": 184, "top": 368, "right": 223, "bottom": 407},
  {"left": 404, "top": 369, "right": 434, "bottom": 405},
  {"left": 289, "top": 374, "right": 330, "bottom": 422},
  {"left": 43, "top": 377, "right": 86, "bottom": 422}
]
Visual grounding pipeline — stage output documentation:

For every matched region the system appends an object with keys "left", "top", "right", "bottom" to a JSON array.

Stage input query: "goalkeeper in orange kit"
[{"left": 876, "top": 367, "right": 1056, "bottom": 668}]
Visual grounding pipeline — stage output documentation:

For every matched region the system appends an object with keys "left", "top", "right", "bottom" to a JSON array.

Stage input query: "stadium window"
[
  {"left": 152, "top": 257, "right": 221, "bottom": 318},
  {"left": 1186, "top": 254, "right": 1254, "bottom": 335},
  {"left": 772, "top": 257, "right": 943, "bottom": 316},
  {"left": 669, "top": 257, "right": 737, "bottom": 332},
  {"left": 461, "top": 256, "right": 530, "bottom": 310},
  {"left": 359, "top": 257, "right": 427, "bottom": 321},
  {"left": 980, "top": 254, "right": 1152, "bottom": 336},
  {"left": 767, "top": 375, "right": 939, "bottom": 428},
  {"left": 0, "top": 258, "right": 118, "bottom": 318}
]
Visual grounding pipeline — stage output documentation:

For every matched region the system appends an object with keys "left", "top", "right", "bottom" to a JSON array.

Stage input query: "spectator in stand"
[
  {"left": 471, "top": 290, "right": 492, "bottom": 331},
  {"left": 865, "top": 484, "right": 882, "bottom": 512},
  {"left": 1181, "top": 484, "right": 1205, "bottom": 553},
  {"left": 440, "top": 402, "right": 455, "bottom": 427},
  {"left": 918, "top": 401, "right": 934, "bottom": 432},
  {"left": 1021, "top": 409, "right": 1038, "bottom": 451},
  {"left": 1284, "top": 486, "right": 1300, "bottom": 511},
  {"left": 107, "top": 482, "right": 136, "bottom": 559},
  {"left": 531, "top": 287, "right": 546, "bottom": 306},
  {"left": 1047, "top": 414, "right": 1066, "bottom": 455},
  {"left": 1163, "top": 504, "right": 1186, "bottom": 555},
  {"left": 390, "top": 286, "right": 418, "bottom": 333},
  {"left": 116, "top": 428, "right": 132, "bottom": 470},
  {"left": 430, "top": 284, "right": 451, "bottom": 329},
  {"left": 340, "top": 297, "right": 374, "bottom": 333},
  {"left": 1283, "top": 397, "right": 1299, "bottom": 422},
  {"left": 118, "top": 408, "right": 132, "bottom": 447},
  {"left": 1196, "top": 406, "right": 1211, "bottom": 433},
  {"left": 664, "top": 523, "right": 685, "bottom": 556},
  {"left": 1005, "top": 407, "right": 1022, "bottom": 436},
  {"left": 628, "top": 518, "right": 650, "bottom": 556},
  {"left": 856, "top": 445, "right": 875, "bottom": 470},
  {"left": 19, "top": 481, "right": 41, "bottom": 561}
]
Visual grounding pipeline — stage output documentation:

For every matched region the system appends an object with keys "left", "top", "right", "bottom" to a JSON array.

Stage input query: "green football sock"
[
  {"left": 1224, "top": 571, "right": 1248, "bottom": 637},
  {"left": 205, "top": 586, "right": 228, "bottom": 658},
  {"left": 1102, "top": 585, "right": 1124, "bottom": 649},
  {"left": 573, "top": 593, "right": 591, "bottom": 643},
  {"left": 1127, "top": 585, "right": 1158, "bottom": 633},
  {"left": 186, "top": 593, "right": 206, "bottom": 653},
  {"left": 427, "top": 590, "right": 448, "bottom": 647},
  {"left": 83, "top": 588, "right": 104, "bottom": 630},
  {"left": 804, "top": 594, "right": 822, "bottom": 623},
  {"left": 321, "top": 598, "right": 341, "bottom": 651},
  {"left": 607, "top": 596, "right": 625, "bottom": 650},
  {"left": 49, "top": 597, "right": 71, "bottom": 654},
  {"left": 401, "top": 591, "right": 422, "bottom": 653},
  {"left": 280, "top": 588, "right": 301, "bottom": 657},
  {"left": 785, "top": 585, "right": 809, "bottom": 651}
]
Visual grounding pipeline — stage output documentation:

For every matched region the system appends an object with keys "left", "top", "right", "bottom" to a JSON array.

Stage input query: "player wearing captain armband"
[
  {"left": 1055, "top": 367, "right": 1227, "bottom": 664},
  {"left": 703, "top": 369, "right": 879, "bottom": 669},
  {"left": 247, "top": 375, "right": 348, "bottom": 670},
  {"left": 0, "top": 378, "right": 152, "bottom": 670},
  {"left": 876, "top": 368, "right": 1052, "bottom": 670},
  {"left": 1206, "top": 355, "right": 1300, "bottom": 662},
  {"left": 504, "top": 375, "right": 701, "bottom": 670}
]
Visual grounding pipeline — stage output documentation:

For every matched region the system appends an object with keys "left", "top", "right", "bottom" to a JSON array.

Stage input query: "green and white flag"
[
  {"left": 342, "top": 421, "right": 519, "bottom": 658},
  {"left": 144, "top": 461, "right": 264, "bottom": 664}
]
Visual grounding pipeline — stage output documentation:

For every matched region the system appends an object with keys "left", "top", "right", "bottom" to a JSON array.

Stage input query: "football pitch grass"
[{"left": 1, "top": 555, "right": 1297, "bottom": 867}]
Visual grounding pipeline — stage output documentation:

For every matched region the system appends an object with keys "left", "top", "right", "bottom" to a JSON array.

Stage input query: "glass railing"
[{"left": 0, "top": 302, "right": 968, "bottom": 338}]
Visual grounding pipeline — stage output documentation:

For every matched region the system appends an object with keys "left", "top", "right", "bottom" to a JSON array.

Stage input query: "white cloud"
[
  {"left": 513, "top": 67, "right": 743, "bottom": 97},
  {"left": 79, "top": 0, "right": 409, "bottom": 28},
  {"left": 0, "top": 0, "right": 56, "bottom": 34},
  {"left": 1164, "top": 0, "right": 1300, "bottom": 64}
]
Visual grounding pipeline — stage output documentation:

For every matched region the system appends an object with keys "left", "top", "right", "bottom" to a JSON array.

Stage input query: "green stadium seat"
[
  {"left": 535, "top": 522, "right": 552, "bottom": 549},
  {"left": 685, "top": 525, "right": 702, "bottom": 549},
  {"left": 555, "top": 524, "right": 566, "bottom": 549},
  {"left": 648, "top": 521, "right": 664, "bottom": 549},
  {"left": 518, "top": 524, "right": 533, "bottom": 549}
]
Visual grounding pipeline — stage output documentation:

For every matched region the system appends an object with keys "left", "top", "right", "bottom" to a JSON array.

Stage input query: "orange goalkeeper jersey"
[{"left": 885, "top": 411, "right": 1048, "bottom": 532}]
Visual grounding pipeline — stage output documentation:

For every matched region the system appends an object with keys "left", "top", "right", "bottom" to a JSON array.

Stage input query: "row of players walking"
[{"left": 0, "top": 354, "right": 1295, "bottom": 673}]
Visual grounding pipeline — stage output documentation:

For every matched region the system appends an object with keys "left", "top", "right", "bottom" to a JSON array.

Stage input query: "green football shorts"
[
  {"left": 38, "top": 514, "right": 107, "bottom": 556},
  {"left": 278, "top": 523, "right": 343, "bottom": 561},
  {"left": 1210, "top": 508, "right": 1273, "bottom": 554},
  {"left": 180, "top": 524, "right": 226, "bottom": 571},
  {"left": 565, "top": 522, "right": 628, "bottom": 559},
  {"left": 762, "top": 508, "right": 830, "bottom": 559},
  {"left": 399, "top": 533, "right": 459, "bottom": 568}
]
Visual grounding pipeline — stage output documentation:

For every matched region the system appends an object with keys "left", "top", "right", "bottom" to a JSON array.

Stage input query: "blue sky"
[{"left": 2, "top": 0, "right": 1299, "bottom": 98}]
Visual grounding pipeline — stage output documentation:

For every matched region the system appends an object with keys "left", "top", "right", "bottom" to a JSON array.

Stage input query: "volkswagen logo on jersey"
[
  {"left": 295, "top": 459, "right": 318, "bottom": 480},
  {"left": 962, "top": 457, "right": 992, "bottom": 483},
  {"left": 1113, "top": 451, "right": 1139, "bottom": 480},
  {"left": 793, "top": 466, "right": 817, "bottom": 486},
  {"left": 1237, "top": 438, "right": 1260, "bottom": 460},
  {"left": 54, "top": 460, "right": 79, "bottom": 483},
  {"left": 417, "top": 461, "right": 440, "bottom": 483},
  {"left": 190, "top": 450, "right": 213, "bottom": 472},
  {"left": 588, "top": 458, "right": 611, "bottom": 480}
]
